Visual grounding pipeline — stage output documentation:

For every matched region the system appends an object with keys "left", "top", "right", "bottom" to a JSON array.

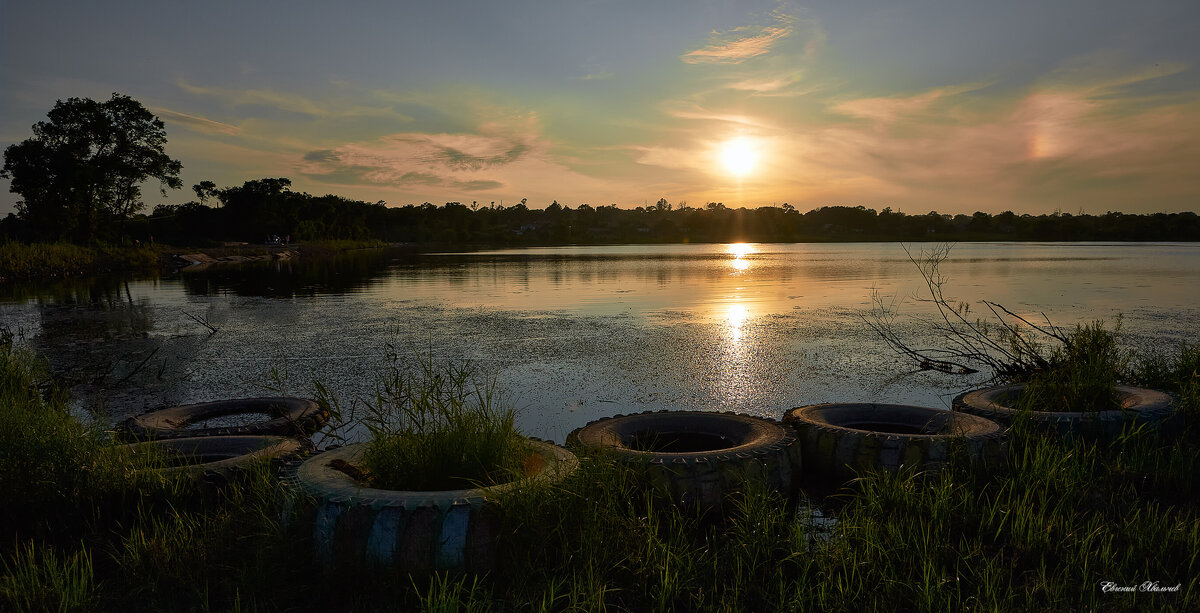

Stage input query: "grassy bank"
[
  {"left": 0, "top": 238, "right": 390, "bottom": 284},
  {"left": 1, "top": 336, "right": 1197, "bottom": 611},
  {"left": 0, "top": 242, "right": 159, "bottom": 282}
]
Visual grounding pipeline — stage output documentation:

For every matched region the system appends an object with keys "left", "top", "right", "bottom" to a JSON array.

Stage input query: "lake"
[{"left": 2, "top": 241, "right": 1197, "bottom": 443}]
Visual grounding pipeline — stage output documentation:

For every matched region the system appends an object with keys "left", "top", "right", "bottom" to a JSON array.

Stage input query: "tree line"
[{"left": 3, "top": 94, "right": 1198, "bottom": 247}]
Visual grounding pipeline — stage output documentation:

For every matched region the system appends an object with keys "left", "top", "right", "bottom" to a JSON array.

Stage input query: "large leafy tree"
[{"left": 1, "top": 93, "right": 182, "bottom": 241}]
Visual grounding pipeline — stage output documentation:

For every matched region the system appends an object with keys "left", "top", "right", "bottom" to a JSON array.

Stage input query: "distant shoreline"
[{"left": 5, "top": 236, "right": 1200, "bottom": 285}]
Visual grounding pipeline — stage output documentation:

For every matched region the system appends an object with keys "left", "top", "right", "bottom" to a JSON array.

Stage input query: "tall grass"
[
  {"left": 355, "top": 349, "right": 529, "bottom": 490},
  {"left": 0, "top": 331, "right": 302, "bottom": 612},
  {"left": 0, "top": 542, "right": 95, "bottom": 613},
  {"left": 1131, "top": 342, "right": 1200, "bottom": 418},
  {"left": 1015, "top": 319, "right": 1130, "bottom": 412},
  {"left": 2, "top": 336, "right": 1196, "bottom": 611}
]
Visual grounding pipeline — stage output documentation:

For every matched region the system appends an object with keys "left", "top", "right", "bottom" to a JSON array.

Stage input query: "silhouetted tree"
[
  {"left": 1, "top": 93, "right": 182, "bottom": 241},
  {"left": 193, "top": 180, "right": 218, "bottom": 206}
]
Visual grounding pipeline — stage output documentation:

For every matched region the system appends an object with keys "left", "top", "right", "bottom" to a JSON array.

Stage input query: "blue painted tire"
[{"left": 288, "top": 439, "right": 577, "bottom": 572}]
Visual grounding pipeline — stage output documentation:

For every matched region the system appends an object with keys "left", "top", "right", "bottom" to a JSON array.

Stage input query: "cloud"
[
  {"left": 175, "top": 80, "right": 415, "bottom": 124},
  {"left": 296, "top": 129, "right": 562, "bottom": 195},
  {"left": 150, "top": 107, "right": 240, "bottom": 135},
  {"left": 419, "top": 134, "right": 530, "bottom": 170},
  {"left": 177, "top": 81, "right": 328, "bottom": 116},
  {"left": 791, "top": 67, "right": 1200, "bottom": 212},
  {"left": 684, "top": 11, "right": 827, "bottom": 98},
  {"left": 458, "top": 180, "right": 504, "bottom": 191},
  {"left": 682, "top": 25, "right": 793, "bottom": 64},
  {"left": 661, "top": 102, "right": 772, "bottom": 128},
  {"left": 829, "top": 82, "right": 991, "bottom": 123},
  {"left": 299, "top": 131, "right": 532, "bottom": 184}
]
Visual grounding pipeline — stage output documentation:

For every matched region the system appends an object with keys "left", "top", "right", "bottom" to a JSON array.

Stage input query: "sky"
[{"left": 2, "top": 0, "right": 1198, "bottom": 216}]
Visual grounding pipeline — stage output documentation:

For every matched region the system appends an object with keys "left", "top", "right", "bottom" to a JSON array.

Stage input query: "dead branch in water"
[
  {"left": 183, "top": 310, "right": 218, "bottom": 334},
  {"left": 113, "top": 346, "right": 160, "bottom": 386},
  {"left": 863, "top": 243, "right": 1067, "bottom": 382}
]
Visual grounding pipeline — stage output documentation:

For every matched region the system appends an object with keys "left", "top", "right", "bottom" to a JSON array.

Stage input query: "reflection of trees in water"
[
  {"left": 32, "top": 277, "right": 160, "bottom": 394},
  {"left": 178, "top": 248, "right": 398, "bottom": 298},
  {"left": 35, "top": 279, "right": 154, "bottom": 343}
]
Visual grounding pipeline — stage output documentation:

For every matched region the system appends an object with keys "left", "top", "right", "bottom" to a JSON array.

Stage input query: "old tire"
[
  {"left": 120, "top": 435, "right": 310, "bottom": 480},
  {"left": 566, "top": 410, "right": 801, "bottom": 512},
  {"left": 118, "top": 397, "right": 329, "bottom": 441},
  {"left": 953, "top": 384, "right": 1176, "bottom": 440},
  {"left": 783, "top": 403, "right": 1005, "bottom": 485},
  {"left": 288, "top": 439, "right": 577, "bottom": 572}
]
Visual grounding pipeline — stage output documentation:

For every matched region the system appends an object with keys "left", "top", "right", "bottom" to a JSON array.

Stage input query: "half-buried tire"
[
  {"left": 287, "top": 439, "right": 577, "bottom": 572},
  {"left": 120, "top": 435, "right": 309, "bottom": 481},
  {"left": 566, "top": 410, "right": 801, "bottom": 512},
  {"left": 953, "top": 384, "right": 1176, "bottom": 440},
  {"left": 118, "top": 397, "right": 329, "bottom": 441},
  {"left": 783, "top": 403, "right": 1005, "bottom": 485}
]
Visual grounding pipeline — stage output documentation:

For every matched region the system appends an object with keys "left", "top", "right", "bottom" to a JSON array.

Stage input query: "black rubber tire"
[
  {"left": 286, "top": 439, "right": 577, "bottom": 572},
  {"left": 119, "top": 435, "right": 310, "bottom": 481},
  {"left": 118, "top": 397, "right": 329, "bottom": 441},
  {"left": 566, "top": 410, "right": 801, "bottom": 512},
  {"left": 953, "top": 384, "right": 1176, "bottom": 440},
  {"left": 783, "top": 403, "right": 1006, "bottom": 485}
]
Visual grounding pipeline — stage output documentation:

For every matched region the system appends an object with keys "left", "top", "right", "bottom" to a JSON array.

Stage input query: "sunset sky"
[{"left": 2, "top": 0, "right": 1198, "bottom": 216}]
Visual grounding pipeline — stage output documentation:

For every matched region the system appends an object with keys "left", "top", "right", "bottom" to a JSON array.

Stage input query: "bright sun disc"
[{"left": 720, "top": 137, "right": 757, "bottom": 176}]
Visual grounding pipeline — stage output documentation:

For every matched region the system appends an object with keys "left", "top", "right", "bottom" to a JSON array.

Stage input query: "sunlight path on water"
[{"left": 3, "top": 242, "right": 1198, "bottom": 443}]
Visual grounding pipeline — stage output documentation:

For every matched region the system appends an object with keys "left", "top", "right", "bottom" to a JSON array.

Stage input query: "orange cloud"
[{"left": 683, "top": 25, "right": 792, "bottom": 64}]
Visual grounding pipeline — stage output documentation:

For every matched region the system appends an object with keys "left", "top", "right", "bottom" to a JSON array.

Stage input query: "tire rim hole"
[
  {"left": 184, "top": 411, "right": 277, "bottom": 430},
  {"left": 843, "top": 422, "right": 940, "bottom": 435},
  {"left": 625, "top": 431, "right": 737, "bottom": 452},
  {"left": 164, "top": 453, "right": 237, "bottom": 467}
]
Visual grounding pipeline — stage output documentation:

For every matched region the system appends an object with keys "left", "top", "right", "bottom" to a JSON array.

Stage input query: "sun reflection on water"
[
  {"left": 727, "top": 303, "right": 748, "bottom": 341},
  {"left": 728, "top": 242, "right": 754, "bottom": 274}
]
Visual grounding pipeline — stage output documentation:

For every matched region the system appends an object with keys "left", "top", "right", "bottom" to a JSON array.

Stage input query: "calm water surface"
[{"left": 2, "top": 242, "right": 1197, "bottom": 443}]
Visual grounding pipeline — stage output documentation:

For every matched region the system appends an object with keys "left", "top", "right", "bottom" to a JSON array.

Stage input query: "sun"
[{"left": 720, "top": 137, "right": 758, "bottom": 176}]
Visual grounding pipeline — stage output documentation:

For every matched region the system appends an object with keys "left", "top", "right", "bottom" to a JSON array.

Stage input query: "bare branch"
[{"left": 183, "top": 310, "right": 218, "bottom": 334}]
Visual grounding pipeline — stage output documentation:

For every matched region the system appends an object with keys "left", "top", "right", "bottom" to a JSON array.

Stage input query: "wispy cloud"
[
  {"left": 791, "top": 64, "right": 1200, "bottom": 211},
  {"left": 150, "top": 107, "right": 240, "bottom": 135},
  {"left": 682, "top": 25, "right": 792, "bottom": 64},
  {"left": 661, "top": 101, "right": 773, "bottom": 128},
  {"left": 177, "top": 81, "right": 328, "bottom": 116},
  {"left": 175, "top": 80, "right": 415, "bottom": 123},
  {"left": 829, "top": 82, "right": 991, "bottom": 123}
]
